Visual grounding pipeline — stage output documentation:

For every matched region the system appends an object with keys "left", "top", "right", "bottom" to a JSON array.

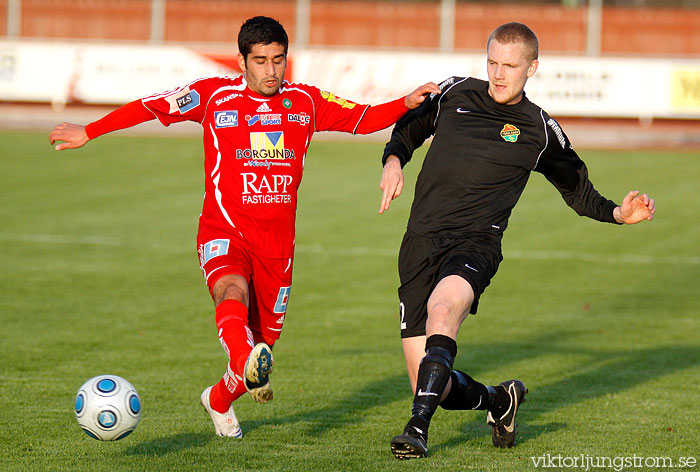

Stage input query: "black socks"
[
  {"left": 406, "top": 334, "right": 457, "bottom": 438},
  {"left": 406, "top": 334, "right": 512, "bottom": 440},
  {"left": 440, "top": 369, "right": 502, "bottom": 412}
]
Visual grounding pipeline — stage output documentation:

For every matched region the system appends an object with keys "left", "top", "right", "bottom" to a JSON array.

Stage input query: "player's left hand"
[
  {"left": 614, "top": 190, "right": 656, "bottom": 224},
  {"left": 404, "top": 82, "right": 441, "bottom": 109}
]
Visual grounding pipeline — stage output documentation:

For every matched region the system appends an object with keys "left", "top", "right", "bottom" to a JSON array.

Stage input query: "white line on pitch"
[
  {"left": 0, "top": 233, "right": 122, "bottom": 246},
  {"left": 2, "top": 234, "right": 697, "bottom": 265},
  {"left": 296, "top": 244, "right": 699, "bottom": 265}
]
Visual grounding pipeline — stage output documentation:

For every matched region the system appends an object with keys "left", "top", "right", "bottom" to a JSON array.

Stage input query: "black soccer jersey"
[{"left": 383, "top": 77, "right": 619, "bottom": 241}]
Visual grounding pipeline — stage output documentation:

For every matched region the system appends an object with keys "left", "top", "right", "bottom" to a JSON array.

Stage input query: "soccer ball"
[{"left": 74, "top": 375, "right": 141, "bottom": 441}]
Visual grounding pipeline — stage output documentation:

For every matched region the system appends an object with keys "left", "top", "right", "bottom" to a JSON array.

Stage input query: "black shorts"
[{"left": 397, "top": 230, "right": 502, "bottom": 338}]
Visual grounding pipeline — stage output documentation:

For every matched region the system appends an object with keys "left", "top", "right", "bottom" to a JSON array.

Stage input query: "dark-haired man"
[
  {"left": 50, "top": 16, "right": 439, "bottom": 438},
  {"left": 379, "top": 22, "right": 655, "bottom": 459}
]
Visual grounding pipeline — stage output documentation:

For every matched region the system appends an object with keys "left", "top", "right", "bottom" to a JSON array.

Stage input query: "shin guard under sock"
[{"left": 407, "top": 334, "right": 457, "bottom": 437}]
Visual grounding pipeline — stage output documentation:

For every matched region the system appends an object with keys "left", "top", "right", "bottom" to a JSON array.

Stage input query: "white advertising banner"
[
  {"left": 293, "top": 49, "right": 700, "bottom": 119},
  {"left": 1, "top": 40, "right": 699, "bottom": 119},
  {"left": 0, "top": 42, "right": 75, "bottom": 104},
  {"left": 72, "top": 44, "right": 233, "bottom": 103},
  {"left": 0, "top": 41, "right": 233, "bottom": 106}
]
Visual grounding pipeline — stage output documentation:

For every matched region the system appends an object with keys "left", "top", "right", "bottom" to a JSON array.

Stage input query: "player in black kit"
[{"left": 379, "top": 22, "right": 656, "bottom": 459}]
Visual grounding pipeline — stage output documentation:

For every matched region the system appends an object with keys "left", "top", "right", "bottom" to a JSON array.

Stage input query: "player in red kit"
[{"left": 49, "top": 15, "right": 440, "bottom": 438}]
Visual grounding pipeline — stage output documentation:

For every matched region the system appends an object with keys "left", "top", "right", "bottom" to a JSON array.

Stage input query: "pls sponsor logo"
[
  {"left": 215, "top": 111, "right": 239, "bottom": 128},
  {"left": 500, "top": 124, "right": 520, "bottom": 142},
  {"left": 166, "top": 87, "right": 201, "bottom": 114}
]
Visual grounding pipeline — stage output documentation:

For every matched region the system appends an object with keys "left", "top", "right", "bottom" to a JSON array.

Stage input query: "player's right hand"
[
  {"left": 49, "top": 122, "right": 89, "bottom": 150},
  {"left": 404, "top": 82, "right": 441, "bottom": 109},
  {"left": 379, "top": 155, "right": 404, "bottom": 214}
]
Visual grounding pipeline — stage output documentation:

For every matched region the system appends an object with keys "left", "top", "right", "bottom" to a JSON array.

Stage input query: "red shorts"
[{"left": 197, "top": 234, "right": 293, "bottom": 343}]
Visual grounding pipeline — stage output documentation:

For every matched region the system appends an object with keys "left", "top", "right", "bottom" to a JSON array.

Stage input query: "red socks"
[
  {"left": 209, "top": 365, "right": 248, "bottom": 413},
  {"left": 208, "top": 299, "right": 254, "bottom": 413}
]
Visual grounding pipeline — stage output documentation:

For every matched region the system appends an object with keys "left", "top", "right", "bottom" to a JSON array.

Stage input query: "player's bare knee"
[
  {"left": 427, "top": 301, "right": 452, "bottom": 323},
  {"left": 213, "top": 275, "right": 249, "bottom": 306}
]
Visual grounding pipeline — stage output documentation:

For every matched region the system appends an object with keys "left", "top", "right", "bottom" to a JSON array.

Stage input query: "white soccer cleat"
[
  {"left": 244, "top": 343, "right": 274, "bottom": 403},
  {"left": 200, "top": 386, "right": 243, "bottom": 438}
]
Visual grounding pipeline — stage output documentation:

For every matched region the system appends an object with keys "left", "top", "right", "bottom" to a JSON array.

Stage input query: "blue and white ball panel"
[{"left": 74, "top": 375, "right": 141, "bottom": 441}]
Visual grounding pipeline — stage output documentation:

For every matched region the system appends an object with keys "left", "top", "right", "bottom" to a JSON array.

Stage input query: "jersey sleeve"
[
  {"left": 534, "top": 114, "right": 620, "bottom": 224},
  {"left": 85, "top": 99, "right": 156, "bottom": 139},
  {"left": 354, "top": 97, "right": 409, "bottom": 134},
  {"left": 309, "top": 87, "right": 371, "bottom": 133},
  {"left": 381, "top": 80, "right": 443, "bottom": 167},
  {"left": 141, "top": 78, "right": 211, "bottom": 126}
]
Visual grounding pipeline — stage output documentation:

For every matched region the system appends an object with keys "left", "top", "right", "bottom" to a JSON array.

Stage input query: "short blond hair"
[{"left": 487, "top": 22, "right": 539, "bottom": 61}]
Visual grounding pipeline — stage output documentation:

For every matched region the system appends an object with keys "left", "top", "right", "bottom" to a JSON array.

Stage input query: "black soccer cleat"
[
  {"left": 486, "top": 379, "right": 528, "bottom": 448},
  {"left": 390, "top": 426, "right": 428, "bottom": 460}
]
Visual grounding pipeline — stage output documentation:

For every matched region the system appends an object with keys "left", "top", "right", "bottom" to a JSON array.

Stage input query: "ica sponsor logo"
[
  {"left": 214, "top": 110, "right": 239, "bottom": 128},
  {"left": 500, "top": 124, "right": 520, "bottom": 143}
]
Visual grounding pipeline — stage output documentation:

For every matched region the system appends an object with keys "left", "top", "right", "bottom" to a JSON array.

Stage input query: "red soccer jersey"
[{"left": 140, "top": 75, "right": 400, "bottom": 258}]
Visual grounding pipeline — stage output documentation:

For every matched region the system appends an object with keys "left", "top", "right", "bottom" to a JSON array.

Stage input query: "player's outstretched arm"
[
  {"left": 49, "top": 100, "right": 156, "bottom": 151},
  {"left": 354, "top": 82, "right": 442, "bottom": 134},
  {"left": 49, "top": 123, "right": 89, "bottom": 151},
  {"left": 613, "top": 190, "right": 656, "bottom": 224},
  {"left": 404, "top": 82, "right": 441, "bottom": 110},
  {"left": 379, "top": 155, "right": 404, "bottom": 214}
]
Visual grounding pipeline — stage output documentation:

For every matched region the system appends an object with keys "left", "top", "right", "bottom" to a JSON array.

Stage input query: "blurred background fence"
[
  {"left": 2, "top": 0, "right": 699, "bottom": 55},
  {"left": 1, "top": 0, "right": 699, "bottom": 143}
]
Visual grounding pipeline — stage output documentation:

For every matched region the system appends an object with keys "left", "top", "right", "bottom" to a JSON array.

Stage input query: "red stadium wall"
[
  {"left": 602, "top": 7, "right": 700, "bottom": 56},
  {"left": 19, "top": 0, "right": 151, "bottom": 40},
  {"left": 309, "top": 1, "right": 441, "bottom": 49},
  {"left": 2, "top": 0, "right": 699, "bottom": 56},
  {"left": 164, "top": 0, "right": 297, "bottom": 44},
  {"left": 454, "top": 4, "right": 587, "bottom": 54},
  {"left": 0, "top": 1, "right": 6, "bottom": 36}
]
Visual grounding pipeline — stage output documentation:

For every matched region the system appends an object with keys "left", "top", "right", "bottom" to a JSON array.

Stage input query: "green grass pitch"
[{"left": 1, "top": 131, "right": 698, "bottom": 471}]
